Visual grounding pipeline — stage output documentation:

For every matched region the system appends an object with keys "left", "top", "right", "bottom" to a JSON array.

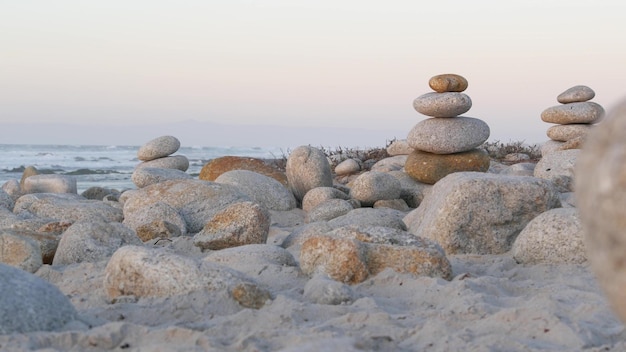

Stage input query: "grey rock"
[
  {"left": 386, "top": 139, "right": 414, "bottom": 156},
  {"left": 306, "top": 199, "right": 355, "bottom": 223},
  {"left": 499, "top": 162, "right": 536, "bottom": 177},
  {"left": 123, "top": 201, "right": 187, "bottom": 236},
  {"left": 547, "top": 124, "right": 592, "bottom": 142},
  {"left": 534, "top": 149, "right": 580, "bottom": 192},
  {"left": 373, "top": 198, "right": 410, "bottom": 211},
  {"left": 576, "top": 99, "right": 626, "bottom": 322},
  {"left": 541, "top": 140, "right": 565, "bottom": 156},
  {"left": 560, "top": 192, "right": 576, "bottom": 208},
  {"left": 541, "top": 102, "right": 605, "bottom": 124},
  {"left": 387, "top": 171, "right": 433, "bottom": 208},
  {"left": 131, "top": 167, "right": 192, "bottom": 188},
  {"left": 2, "top": 179, "right": 22, "bottom": 201},
  {"left": 0, "top": 229, "right": 42, "bottom": 273},
  {"left": 0, "top": 188, "right": 15, "bottom": 210},
  {"left": 334, "top": 158, "right": 361, "bottom": 176},
  {"left": 349, "top": 171, "right": 402, "bottom": 207},
  {"left": 136, "top": 155, "right": 190, "bottom": 172},
  {"left": 22, "top": 175, "right": 77, "bottom": 194},
  {"left": 512, "top": 208, "right": 585, "bottom": 264},
  {"left": 0, "top": 263, "right": 77, "bottom": 334},
  {"left": 407, "top": 117, "right": 490, "bottom": 154},
  {"left": 286, "top": 146, "right": 333, "bottom": 201},
  {"left": 404, "top": 172, "right": 561, "bottom": 255},
  {"left": 215, "top": 170, "right": 296, "bottom": 211},
  {"left": 328, "top": 208, "right": 408, "bottom": 231},
  {"left": 302, "top": 187, "right": 350, "bottom": 212},
  {"left": 413, "top": 92, "right": 472, "bottom": 117},
  {"left": 123, "top": 179, "right": 250, "bottom": 233},
  {"left": 193, "top": 201, "right": 271, "bottom": 250},
  {"left": 370, "top": 155, "right": 407, "bottom": 172},
  {"left": 81, "top": 186, "right": 121, "bottom": 201},
  {"left": 14, "top": 193, "right": 123, "bottom": 223},
  {"left": 137, "top": 135, "right": 181, "bottom": 161},
  {"left": 557, "top": 85, "right": 595, "bottom": 104},
  {"left": 52, "top": 221, "right": 142, "bottom": 265},
  {"left": 303, "top": 275, "right": 356, "bottom": 305}
]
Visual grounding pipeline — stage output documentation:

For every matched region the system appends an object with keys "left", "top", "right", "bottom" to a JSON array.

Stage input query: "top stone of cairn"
[
  {"left": 557, "top": 85, "right": 595, "bottom": 104},
  {"left": 428, "top": 74, "right": 468, "bottom": 93}
]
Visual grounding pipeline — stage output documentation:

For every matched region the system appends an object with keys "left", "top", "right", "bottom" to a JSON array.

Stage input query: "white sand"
[{"left": 1, "top": 249, "right": 624, "bottom": 351}]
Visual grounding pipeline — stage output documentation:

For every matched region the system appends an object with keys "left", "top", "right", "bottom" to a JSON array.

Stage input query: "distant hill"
[{"left": 0, "top": 120, "right": 408, "bottom": 148}]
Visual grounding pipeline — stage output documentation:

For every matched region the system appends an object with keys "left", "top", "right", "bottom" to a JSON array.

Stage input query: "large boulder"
[
  {"left": 534, "top": 149, "right": 580, "bottom": 192},
  {"left": 22, "top": 175, "right": 77, "bottom": 194},
  {"left": 286, "top": 146, "right": 333, "bottom": 201},
  {"left": 404, "top": 172, "right": 561, "bottom": 255},
  {"left": 215, "top": 170, "right": 296, "bottom": 211},
  {"left": 14, "top": 193, "right": 123, "bottom": 223},
  {"left": 0, "top": 229, "right": 43, "bottom": 273},
  {"left": 0, "top": 263, "right": 77, "bottom": 334},
  {"left": 349, "top": 171, "right": 402, "bottom": 207}
]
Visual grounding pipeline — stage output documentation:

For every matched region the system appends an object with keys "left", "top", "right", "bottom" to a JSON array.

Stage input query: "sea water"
[{"left": 0, "top": 144, "right": 288, "bottom": 194}]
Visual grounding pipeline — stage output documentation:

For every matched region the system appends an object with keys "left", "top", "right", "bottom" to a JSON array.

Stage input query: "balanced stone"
[
  {"left": 557, "top": 85, "right": 595, "bottom": 104},
  {"left": 407, "top": 117, "right": 490, "bottom": 154},
  {"left": 413, "top": 92, "right": 472, "bottom": 117},
  {"left": 546, "top": 124, "right": 592, "bottom": 142},
  {"left": 541, "top": 102, "right": 605, "bottom": 124},
  {"left": 405, "top": 149, "right": 490, "bottom": 185},
  {"left": 138, "top": 136, "right": 181, "bottom": 161},
  {"left": 428, "top": 74, "right": 468, "bottom": 93}
]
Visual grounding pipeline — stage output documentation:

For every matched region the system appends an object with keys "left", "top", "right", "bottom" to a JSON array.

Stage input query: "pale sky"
[{"left": 2, "top": 1, "right": 625, "bottom": 147}]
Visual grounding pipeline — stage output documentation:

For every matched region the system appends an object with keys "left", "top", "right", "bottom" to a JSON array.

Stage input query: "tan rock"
[
  {"left": 404, "top": 149, "right": 490, "bottom": 184},
  {"left": 199, "top": 156, "right": 288, "bottom": 187},
  {"left": 428, "top": 73, "right": 469, "bottom": 93},
  {"left": 299, "top": 236, "right": 370, "bottom": 285},
  {"left": 541, "top": 102, "right": 605, "bottom": 124},
  {"left": 20, "top": 166, "right": 39, "bottom": 190},
  {"left": 136, "top": 220, "right": 182, "bottom": 243},
  {"left": 546, "top": 124, "right": 591, "bottom": 142},
  {"left": 0, "top": 229, "right": 42, "bottom": 273},
  {"left": 413, "top": 92, "right": 472, "bottom": 118},
  {"left": 366, "top": 243, "right": 451, "bottom": 279},
  {"left": 557, "top": 85, "right": 595, "bottom": 104}
]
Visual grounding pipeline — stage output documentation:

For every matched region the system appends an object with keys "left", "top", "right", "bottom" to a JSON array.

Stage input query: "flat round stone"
[
  {"left": 404, "top": 149, "right": 490, "bottom": 184},
  {"left": 413, "top": 92, "right": 472, "bottom": 118},
  {"left": 546, "top": 124, "right": 592, "bottom": 142},
  {"left": 407, "top": 117, "right": 490, "bottom": 154},
  {"left": 428, "top": 74, "right": 468, "bottom": 93},
  {"left": 541, "top": 102, "right": 605, "bottom": 124},
  {"left": 557, "top": 85, "right": 595, "bottom": 104}
]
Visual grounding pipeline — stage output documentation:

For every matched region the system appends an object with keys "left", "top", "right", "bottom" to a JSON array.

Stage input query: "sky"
[{"left": 2, "top": 0, "right": 626, "bottom": 148}]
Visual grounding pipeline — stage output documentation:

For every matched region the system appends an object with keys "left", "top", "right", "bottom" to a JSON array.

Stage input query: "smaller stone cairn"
[
  {"left": 405, "top": 74, "right": 491, "bottom": 184},
  {"left": 136, "top": 135, "right": 189, "bottom": 171},
  {"left": 540, "top": 85, "right": 604, "bottom": 153}
]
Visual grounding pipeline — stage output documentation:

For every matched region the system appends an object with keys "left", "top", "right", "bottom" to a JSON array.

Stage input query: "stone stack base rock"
[
  {"left": 541, "top": 85, "right": 604, "bottom": 154},
  {"left": 405, "top": 74, "right": 491, "bottom": 184}
]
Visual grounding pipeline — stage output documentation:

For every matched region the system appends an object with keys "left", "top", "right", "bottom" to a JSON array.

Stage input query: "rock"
[
  {"left": 334, "top": 159, "right": 361, "bottom": 176},
  {"left": 135, "top": 155, "right": 190, "bottom": 172},
  {"left": 20, "top": 166, "right": 39, "bottom": 189},
  {"left": 560, "top": 192, "right": 576, "bottom": 208},
  {"left": 387, "top": 171, "right": 433, "bottom": 208},
  {"left": 215, "top": 170, "right": 296, "bottom": 211},
  {"left": 193, "top": 201, "right": 270, "bottom": 250},
  {"left": 328, "top": 208, "right": 408, "bottom": 231},
  {"left": 123, "top": 201, "right": 187, "bottom": 236},
  {"left": 428, "top": 73, "right": 468, "bottom": 93},
  {"left": 0, "top": 229, "right": 42, "bottom": 273},
  {"left": 558, "top": 135, "right": 586, "bottom": 150},
  {"left": 81, "top": 187, "right": 121, "bottom": 201},
  {"left": 404, "top": 149, "right": 491, "bottom": 184},
  {"left": 404, "top": 172, "right": 561, "bottom": 255},
  {"left": 204, "top": 244, "right": 298, "bottom": 268},
  {"left": 11, "top": 229, "right": 59, "bottom": 264},
  {"left": 131, "top": 167, "right": 192, "bottom": 188},
  {"left": 499, "top": 162, "right": 536, "bottom": 177},
  {"left": 349, "top": 171, "right": 402, "bottom": 207},
  {"left": 546, "top": 124, "right": 592, "bottom": 142},
  {"left": 386, "top": 139, "right": 414, "bottom": 156},
  {"left": 137, "top": 135, "right": 181, "bottom": 161},
  {"left": 14, "top": 193, "right": 123, "bottom": 223},
  {"left": 22, "top": 175, "right": 77, "bottom": 194},
  {"left": 370, "top": 155, "right": 408, "bottom": 173},
  {"left": 281, "top": 221, "right": 333, "bottom": 249},
  {"left": 104, "top": 245, "right": 271, "bottom": 308},
  {"left": 534, "top": 149, "right": 580, "bottom": 192},
  {"left": 512, "top": 208, "right": 585, "bottom": 264},
  {"left": 413, "top": 92, "right": 472, "bottom": 117},
  {"left": 52, "top": 221, "right": 142, "bottom": 265},
  {"left": 199, "top": 156, "right": 288, "bottom": 187},
  {"left": 407, "top": 117, "right": 490, "bottom": 154},
  {"left": 0, "top": 263, "right": 77, "bottom": 334},
  {"left": 306, "top": 199, "right": 355, "bottom": 223},
  {"left": 122, "top": 179, "right": 250, "bottom": 233},
  {"left": 299, "top": 236, "right": 370, "bottom": 285},
  {"left": 0, "top": 188, "right": 15, "bottom": 211},
  {"left": 541, "top": 140, "right": 565, "bottom": 156},
  {"left": 541, "top": 102, "right": 605, "bottom": 124},
  {"left": 286, "top": 146, "right": 333, "bottom": 201},
  {"left": 2, "top": 179, "right": 22, "bottom": 201},
  {"left": 302, "top": 187, "right": 351, "bottom": 212},
  {"left": 557, "top": 85, "right": 595, "bottom": 104},
  {"left": 576, "top": 99, "right": 626, "bottom": 323},
  {"left": 373, "top": 199, "right": 411, "bottom": 211},
  {"left": 303, "top": 275, "right": 356, "bottom": 305},
  {"left": 136, "top": 220, "right": 182, "bottom": 243}
]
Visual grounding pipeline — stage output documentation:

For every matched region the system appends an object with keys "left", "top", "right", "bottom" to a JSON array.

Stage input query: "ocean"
[{"left": 0, "top": 144, "right": 288, "bottom": 194}]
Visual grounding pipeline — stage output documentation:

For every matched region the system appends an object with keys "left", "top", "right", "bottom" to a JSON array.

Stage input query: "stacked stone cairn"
[
  {"left": 132, "top": 135, "right": 191, "bottom": 188},
  {"left": 540, "top": 85, "right": 604, "bottom": 154},
  {"left": 404, "top": 74, "right": 491, "bottom": 184}
]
